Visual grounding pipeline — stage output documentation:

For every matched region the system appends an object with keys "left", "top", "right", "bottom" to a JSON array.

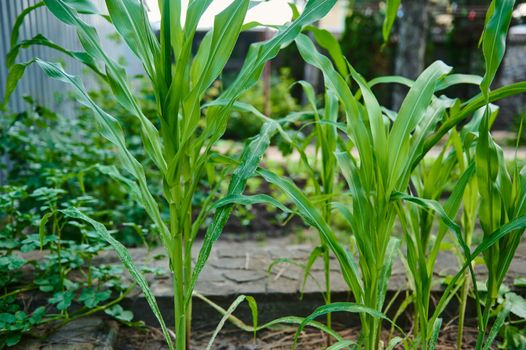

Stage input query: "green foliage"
[
  {"left": 223, "top": 68, "right": 300, "bottom": 140},
  {"left": 246, "top": 2, "right": 526, "bottom": 349},
  {"left": 382, "top": 0, "right": 401, "bottom": 44},
  {"left": 340, "top": 8, "right": 393, "bottom": 82},
  {"left": 4, "top": 0, "right": 335, "bottom": 349},
  {"left": 0, "top": 181, "right": 135, "bottom": 347},
  {"left": 2, "top": 1, "right": 526, "bottom": 349}
]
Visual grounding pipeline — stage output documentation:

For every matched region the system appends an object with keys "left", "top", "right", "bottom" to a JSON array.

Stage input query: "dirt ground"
[{"left": 115, "top": 322, "right": 483, "bottom": 350}]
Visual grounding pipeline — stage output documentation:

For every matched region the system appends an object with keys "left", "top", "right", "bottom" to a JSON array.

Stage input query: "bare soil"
[{"left": 115, "top": 322, "right": 483, "bottom": 350}]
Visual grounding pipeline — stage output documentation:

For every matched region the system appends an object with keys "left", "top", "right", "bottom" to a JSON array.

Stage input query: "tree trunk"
[{"left": 392, "top": 0, "right": 430, "bottom": 110}]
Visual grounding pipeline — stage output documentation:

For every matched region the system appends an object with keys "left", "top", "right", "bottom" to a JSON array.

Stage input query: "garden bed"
[
  {"left": 11, "top": 313, "right": 487, "bottom": 349},
  {"left": 13, "top": 236, "right": 526, "bottom": 349}
]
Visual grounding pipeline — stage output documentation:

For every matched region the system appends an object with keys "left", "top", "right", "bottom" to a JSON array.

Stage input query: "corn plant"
[
  {"left": 3, "top": 0, "right": 337, "bottom": 348},
  {"left": 405, "top": 2, "right": 526, "bottom": 349},
  {"left": 249, "top": 8, "right": 526, "bottom": 350},
  {"left": 396, "top": 137, "right": 476, "bottom": 349},
  {"left": 473, "top": 3, "right": 526, "bottom": 346},
  {"left": 256, "top": 32, "right": 453, "bottom": 349},
  {"left": 280, "top": 80, "right": 340, "bottom": 331}
]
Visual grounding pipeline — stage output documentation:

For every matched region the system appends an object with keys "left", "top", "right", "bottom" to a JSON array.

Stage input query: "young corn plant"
[
  {"left": 396, "top": 137, "right": 474, "bottom": 349},
  {"left": 257, "top": 15, "right": 526, "bottom": 348},
  {"left": 3, "top": 0, "right": 337, "bottom": 348},
  {"left": 450, "top": 106, "right": 496, "bottom": 349},
  {"left": 262, "top": 32, "right": 460, "bottom": 349},
  {"left": 286, "top": 81, "right": 340, "bottom": 332},
  {"left": 416, "top": 2, "right": 526, "bottom": 348},
  {"left": 474, "top": 1, "right": 526, "bottom": 346}
]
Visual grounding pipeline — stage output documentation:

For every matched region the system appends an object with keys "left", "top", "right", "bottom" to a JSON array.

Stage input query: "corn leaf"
[
  {"left": 429, "top": 318, "right": 442, "bottom": 350},
  {"left": 258, "top": 168, "right": 364, "bottom": 301},
  {"left": 292, "top": 302, "right": 389, "bottom": 349},
  {"left": 61, "top": 208, "right": 174, "bottom": 350},
  {"left": 32, "top": 59, "right": 171, "bottom": 247},
  {"left": 193, "top": 291, "right": 343, "bottom": 340},
  {"left": 187, "top": 122, "right": 278, "bottom": 304},
  {"left": 382, "top": 0, "right": 401, "bottom": 44},
  {"left": 387, "top": 61, "right": 451, "bottom": 192},
  {"left": 206, "top": 295, "right": 258, "bottom": 350},
  {"left": 480, "top": 0, "right": 515, "bottom": 97},
  {"left": 326, "top": 340, "right": 354, "bottom": 350}
]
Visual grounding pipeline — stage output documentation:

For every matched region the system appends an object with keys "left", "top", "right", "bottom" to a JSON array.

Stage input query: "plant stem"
[
  {"left": 322, "top": 244, "right": 332, "bottom": 346},
  {"left": 170, "top": 203, "right": 186, "bottom": 350},
  {"left": 52, "top": 212, "right": 64, "bottom": 292},
  {"left": 457, "top": 272, "right": 470, "bottom": 350},
  {"left": 457, "top": 212, "right": 474, "bottom": 350},
  {"left": 184, "top": 208, "right": 193, "bottom": 347}
]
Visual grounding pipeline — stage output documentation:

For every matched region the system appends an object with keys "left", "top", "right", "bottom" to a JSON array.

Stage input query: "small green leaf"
[
  {"left": 49, "top": 290, "right": 74, "bottom": 311},
  {"left": 104, "top": 304, "right": 134, "bottom": 322},
  {"left": 5, "top": 332, "right": 22, "bottom": 346},
  {"left": 39, "top": 212, "right": 53, "bottom": 250},
  {"left": 78, "top": 288, "right": 111, "bottom": 308},
  {"left": 505, "top": 292, "right": 526, "bottom": 319}
]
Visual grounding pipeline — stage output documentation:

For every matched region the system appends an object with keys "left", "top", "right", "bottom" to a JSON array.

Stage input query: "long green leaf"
[
  {"left": 382, "top": 0, "right": 401, "bottom": 44},
  {"left": 43, "top": 0, "right": 167, "bottom": 173},
  {"left": 193, "top": 291, "right": 343, "bottom": 341},
  {"left": 258, "top": 168, "right": 364, "bottom": 301},
  {"left": 482, "top": 306, "right": 509, "bottom": 350},
  {"left": 187, "top": 122, "right": 278, "bottom": 304},
  {"left": 211, "top": 193, "right": 294, "bottom": 215},
  {"left": 431, "top": 215, "right": 526, "bottom": 323},
  {"left": 377, "top": 237, "right": 400, "bottom": 310},
  {"left": 292, "top": 302, "right": 389, "bottom": 350},
  {"left": 205, "top": 295, "right": 258, "bottom": 350},
  {"left": 480, "top": 0, "right": 515, "bottom": 97},
  {"left": 33, "top": 59, "right": 171, "bottom": 248},
  {"left": 61, "top": 208, "right": 174, "bottom": 350},
  {"left": 306, "top": 25, "right": 349, "bottom": 77},
  {"left": 429, "top": 318, "right": 442, "bottom": 350},
  {"left": 105, "top": 0, "right": 160, "bottom": 81},
  {"left": 206, "top": 0, "right": 338, "bottom": 135},
  {"left": 387, "top": 61, "right": 451, "bottom": 192},
  {"left": 326, "top": 340, "right": 354, "bottom": 350}
]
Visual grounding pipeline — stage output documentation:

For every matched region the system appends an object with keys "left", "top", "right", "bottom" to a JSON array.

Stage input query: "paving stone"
[
  {"left": 266, "top": 278, "right": 299, "bottom": 293},
  {"left": 267, "top": 247, "right": 310, "bottom": 260},
  {"left": 103, "top": 239, "right": 526, "bottom": 300},
  {"left": 210, "top": 257, "right": 249, "bottom": 270},
  {"left": 268, "top": 263, "right": 303, "bottom": 281},
  {"left": 196, "top": 280, "right": 241, "bottom": 296},
  {"left": 15, "top": 317, "right": 118, "bottom": 350},
  {"left": 222, "top": 270, "right": 267, "bottom": 284},
  {"left": 196, "top": 264, "right": 227, "bottom": 282}
]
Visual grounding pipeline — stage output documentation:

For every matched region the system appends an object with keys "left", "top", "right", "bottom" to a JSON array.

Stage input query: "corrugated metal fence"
[{"left": 0, "top": 0, "right": 106, "bottom": 113}]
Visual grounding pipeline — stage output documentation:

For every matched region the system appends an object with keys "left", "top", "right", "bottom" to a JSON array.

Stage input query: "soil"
[
  {"left": 115, "top": 322, "right": 484, "bottom": 350},
  {"left": 198, "top": 179, "right": 307, "bottom": 240}
]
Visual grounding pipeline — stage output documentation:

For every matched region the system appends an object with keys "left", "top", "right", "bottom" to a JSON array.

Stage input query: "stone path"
[
  {"left": 95, "top": 237, "right": 526, "bottom": 299},
  {"left": 15, "top": 237, "right": 526, "bottom": 349},
  {"left": 15, "top": 317, "right": 119, "bottom": 350}
]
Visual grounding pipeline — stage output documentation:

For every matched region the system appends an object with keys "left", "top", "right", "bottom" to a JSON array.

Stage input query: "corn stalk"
[{"left": 3, "top": 0, "right": 337, "bottom": 348}]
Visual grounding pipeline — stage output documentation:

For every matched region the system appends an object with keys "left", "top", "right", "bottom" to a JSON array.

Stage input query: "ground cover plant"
[
  {"left": 2, "top": 0, "right": 339, "bottom": 349},
  {"left": 0, "top": 99, "right": 154, "bottom": 347}
]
